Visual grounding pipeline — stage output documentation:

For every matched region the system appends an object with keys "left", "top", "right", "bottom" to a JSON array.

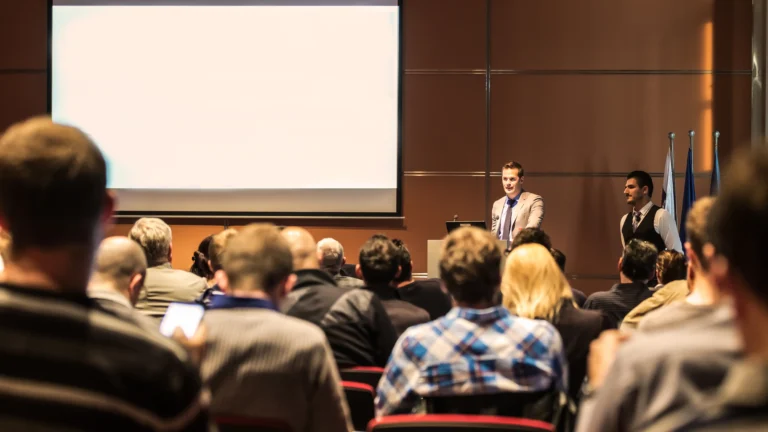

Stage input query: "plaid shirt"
[{"left": 375, "top": 306, "right": 567, "bottom": 417}]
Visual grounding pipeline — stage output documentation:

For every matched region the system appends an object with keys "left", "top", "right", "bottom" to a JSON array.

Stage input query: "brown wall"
[{"left": 0, "top": 0, "right": 752, "bottom": 295}]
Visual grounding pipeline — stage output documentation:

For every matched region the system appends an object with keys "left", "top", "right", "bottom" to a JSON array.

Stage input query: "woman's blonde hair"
[{"left": 501, "top": 243, "right": 573, "bottom": 322}]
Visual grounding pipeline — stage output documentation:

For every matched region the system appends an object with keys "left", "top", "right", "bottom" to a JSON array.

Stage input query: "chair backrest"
[
  {"left": 424, "top": 390, "right": 554, "bottom": 420},
  {"left": 343, "top": 381, "right": 376, "bottom": 431},
  {"left": 216, "top": 416, "right": 293, "bottom": 432},
  {"left": 340, "top": 366, "right": 385, "bottom": 389},
  {"left": 368, "top": 414, "right": 554, "bottom": 431}
]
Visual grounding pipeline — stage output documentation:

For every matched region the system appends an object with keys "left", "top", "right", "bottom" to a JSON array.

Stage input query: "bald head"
[
  {"left": 281, "top": 227, "right": 318, "bottom": 271},
  {"left": 89, "top": 236, "right": 147, "bottom": 304},
  {"left": 317, "top": 238, "right": 344, "bottom": 274}
]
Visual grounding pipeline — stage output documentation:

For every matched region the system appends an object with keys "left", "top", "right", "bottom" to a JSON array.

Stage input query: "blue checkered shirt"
[{"left": 375, "top": 306, "right": 567, "bottom": 417}]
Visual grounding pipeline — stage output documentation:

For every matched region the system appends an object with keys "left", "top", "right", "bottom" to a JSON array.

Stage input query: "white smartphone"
[{"left": 159, "top": 302, "right": 205, "bottom": 338}]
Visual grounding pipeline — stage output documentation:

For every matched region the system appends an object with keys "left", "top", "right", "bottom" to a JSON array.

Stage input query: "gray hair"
[
  {"left": 128, "top": 218, "right": 172, "bottom": 266},
  {"left": 317, "top": 238, "right": 344, "bottom": 274}
]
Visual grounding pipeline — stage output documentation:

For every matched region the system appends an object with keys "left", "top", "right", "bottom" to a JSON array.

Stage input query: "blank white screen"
[{"left": 51, "top": 1, "right": 400, "bottom": 214}]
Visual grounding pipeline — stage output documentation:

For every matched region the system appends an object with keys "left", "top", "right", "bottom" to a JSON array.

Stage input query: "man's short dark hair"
[
  {"left": 0, "top": 117, "right": 107, "bottom": 249},
  {"left": 551, "top": 248, "right": 566, "bottom": 272},
  {"left": 621, "top": 239, "right": 658, "bottom": 282},
  {"left": 502, "top": 161, "right": 525, "bottom": 177},
  {"left": 656, "top": 250, "right": 686, "bottom": 284},
  {"left": 440, "top": 227, "right": 502, "bottom": 304},
  {"left": 392, "top": 239, "right": 412, "bottom": 284},
  {"left": 707, "top": 147, "right": 768, "bottom": 306},
  {"left": 359, "top": 234, "right": 399, "bottom": 285},
  {"left": 509, "top": 228, "right": 552, "bottom": 251},
  {"left": 627, "top": 170, "right": 654, "bottom": 197}
]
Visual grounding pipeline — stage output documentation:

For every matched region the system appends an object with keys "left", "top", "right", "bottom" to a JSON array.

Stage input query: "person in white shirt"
[{"left": 620, "top": 170, "right": 682, "bottom": 253}]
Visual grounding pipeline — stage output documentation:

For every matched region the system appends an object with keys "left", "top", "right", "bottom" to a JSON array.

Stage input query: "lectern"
[{"left": 426, "top": 239, "right": 510, "bottom": 278}]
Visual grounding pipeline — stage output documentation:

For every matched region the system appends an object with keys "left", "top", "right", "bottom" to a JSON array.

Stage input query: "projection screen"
[{"left": 50, "top": 0, "right": 401, "bottom": 216}]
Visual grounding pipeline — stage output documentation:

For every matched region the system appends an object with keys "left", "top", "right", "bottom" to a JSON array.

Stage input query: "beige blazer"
[{"left": 490, "top": 191, "right": 545, "bottom": 238}]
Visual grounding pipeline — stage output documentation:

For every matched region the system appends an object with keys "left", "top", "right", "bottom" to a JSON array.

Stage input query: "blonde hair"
[{"left": 501, "top": 243, "right": 573, "bottom": 322}]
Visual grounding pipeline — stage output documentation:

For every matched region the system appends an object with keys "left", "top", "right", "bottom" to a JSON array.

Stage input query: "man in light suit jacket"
[{"left": 491, "top": 161, "right": 545, "bottom": 240}]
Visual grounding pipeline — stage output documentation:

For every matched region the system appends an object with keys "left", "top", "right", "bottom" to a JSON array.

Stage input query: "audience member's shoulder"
[{"left": 585, "top": 290, "right": 614, "bottom": 304}]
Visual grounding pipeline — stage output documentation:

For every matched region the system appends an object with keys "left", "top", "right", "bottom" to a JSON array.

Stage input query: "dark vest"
[{"left": 622, "top": 205, "right": 667, "bottom": 252}]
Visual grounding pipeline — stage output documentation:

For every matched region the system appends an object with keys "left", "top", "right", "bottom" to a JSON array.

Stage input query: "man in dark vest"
[{"left": 620, "top": 171, "right": 682, "bottom": 253}]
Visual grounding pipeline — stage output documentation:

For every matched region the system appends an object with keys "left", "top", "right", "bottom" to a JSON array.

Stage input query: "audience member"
[
  {"left": 87, "top": 236, "right": 149, "bottom": 321},
  {"left": 510, "top": 228, "right": 587, "bottom": 306},
  {"left": 621, "top": 249, "right": 689, "bottom": 331},
  {"left": 583, "top": 239, "right": 656, "bottom": 327},
  {"left": 682, "top": 147, "right": 768, "bottom": 430},
  {"left": 317, "top": 237, "right": 365, "bottom": 288},
  {"left": 357, "top": 234, "right": 429, "bottom": 336},
  {"left": 129, "top": 217, "right": 207, "bottom": 319},
  {"left": 190, "top": 234, "right": 214, "bottom": 282},
  {"left": 376, "top": 227, "right": 566, "bottom": 417},
  {"left": 391, "top": 238, "right": 452, "bottom": 320},
  {"left": 280, "top": 227, "right": 398, "bottom": 368},
  {"left": 552, "top": 247, "right": 586, "bottom": 307},
  {"left": 196, "top": 228, "right": 237, "bottom": 306},
  {"left": 201, "top": 224, "right": 353, "bottom": 432},
  {"left": 0, "top": 117, "right": 208, "bottom": 430},
  {"left": 502, "top": 243, "right": 608, "bottom": 401},
  {"left": 576, "top": 197, "right": 740, "bottom": 431}
]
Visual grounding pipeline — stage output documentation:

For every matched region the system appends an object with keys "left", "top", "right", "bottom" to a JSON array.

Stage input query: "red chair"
[
  {"left": 367, "top": 414, "right": 554, "bottom": 431},
  {"left": 340, "top": 366, "right": 385, "bottom": 389},
  {"left": 343, "top": 381, "right": 376, "bottom": 431},
  {"left": 215, "top": 416, "right": 293, "bottom": 432}
]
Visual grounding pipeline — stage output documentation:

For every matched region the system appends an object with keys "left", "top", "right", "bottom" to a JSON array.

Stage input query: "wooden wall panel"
[
  {"left": 0, "top": 74, "right": 48, "bottom": 132},
  {"left": 403, "top": 74, "right": 486, "bottom": 172},
  {"left": 403, "top": 0, "right": 486, "bottom": 70},
  {"left": 490, "top": 74, "right": 718, "bottom": 174},
  {"left": 491, "top": 0, "right": 716, "bottom": 70},
  {"left": 0, "top": 0, "right": 47, "bottom": 70},
  {"left": 713, "top": 74, "right": 752, "bottom": 158}
]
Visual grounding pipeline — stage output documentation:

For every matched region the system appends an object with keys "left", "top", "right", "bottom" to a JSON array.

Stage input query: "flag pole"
[
  {"left": 668, "top": 131, "right": 676, "bottom": 218},
  {"left": 688, "top": 130, "right": 695, "bottom": 171}
]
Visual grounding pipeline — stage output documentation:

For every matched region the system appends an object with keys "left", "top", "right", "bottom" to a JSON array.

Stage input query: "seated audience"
[
  {"left": 576, "top": 197, "right": 740, "bottom": 431},
  {"left": 201, "top": 224, "right": 353, "bottom": 432},
  {"left": 621, "top": 249, "right": 689, "bottom": 330},
  {"left": 196, "top": 228, "right": 237, "bottom": 306},
  {"left": 511, "top": 228, "right": 587, "bottom": 306},
  {"left": 190, "top": 234, "right": 214, "bottom": 284},
  {"left": 551, "top": 247, "right": 587, "bottom": 307},
  {"left": 376, "top": 227, "right": 566, "bottom": 417},
  {"left": 682, "top": 147, "right": 768, "bottom": 430},
  {"left": 0, "top": 117, "right": 208, "bottom": 430},
  {"left": 280, "top": 227, "right": 398, "bottom": 368},
  {"left": 87, "top": 236, "right": 151, "bottom": 323},
  {"left": 502, "top": 243, "right": 608, "bottom": 401},
  {"left": 130, "top": 217, "right": 207, "bottom": 319},
  {"left": 357, "top": 234, "right": 430, "bottom": 336},
  {"left": 583, "top": 239, "right": 656, "bottom": 327},
  {"left": 317, "top": 237, "right": 365, "bottom": 288},
  {"left": 391, "top": 238, "right": 453, "bottom": 320}
]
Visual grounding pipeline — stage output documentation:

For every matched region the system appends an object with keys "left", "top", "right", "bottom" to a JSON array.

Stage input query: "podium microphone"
[{"left": 453, "top": 214, "right": 458, "bottom": 221}]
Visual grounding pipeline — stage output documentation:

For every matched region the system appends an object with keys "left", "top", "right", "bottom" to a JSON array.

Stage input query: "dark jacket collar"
[
  {"left": 365, "top": 283, "right": 401, "bottom": 301},
  {"left": 292, "top": 269, "right": 338, "bottom": 291},
  {"left": 209, "top": 295, "right": 278, "bottom": 311}
]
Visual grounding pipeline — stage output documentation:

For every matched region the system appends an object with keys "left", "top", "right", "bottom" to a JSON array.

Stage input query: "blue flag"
[
  {"left": 679, "top": 148, "right": 696, "bottom": 244},
  {"left": 710, "top": 145, "right": 720, "bottom": 195}
]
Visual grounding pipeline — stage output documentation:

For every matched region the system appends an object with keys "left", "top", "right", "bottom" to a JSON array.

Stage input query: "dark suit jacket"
[
  {"left": 552, "top": 301, "right": 609, "bottom": 400},
  {"left": 397, "top": 278, "right": 453, "bottom": 320},
  {"left": 365, "top": 283, "right": 430, "bottom": 337}
]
